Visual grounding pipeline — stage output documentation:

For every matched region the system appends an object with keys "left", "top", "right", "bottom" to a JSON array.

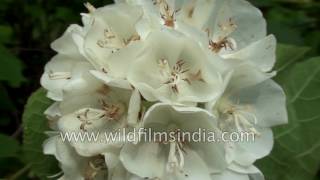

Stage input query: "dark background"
[{"left": 0, "top": 0, "right": 319, "bottom": 179}]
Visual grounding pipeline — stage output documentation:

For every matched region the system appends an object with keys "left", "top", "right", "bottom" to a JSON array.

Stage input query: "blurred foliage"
[
  {"left": 249, "top": 0, "right": 320, "bottom": 54},
  {"left": 0, "top": 0, "right": 319, "bottom": 179}
]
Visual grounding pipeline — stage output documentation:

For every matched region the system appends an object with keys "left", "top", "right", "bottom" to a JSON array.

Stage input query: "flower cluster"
[{"left": 41, "top": 0, "right": 288, "bottom": 180}]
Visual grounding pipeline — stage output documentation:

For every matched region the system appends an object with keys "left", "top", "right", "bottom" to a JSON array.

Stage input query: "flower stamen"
[
  {"left": 100, "top": 100, "right": 125, "bottom": 121},
  {"left": 97, "top": 29, "right": 123, "bottom": 52},
  {"left": 85, "top": 155, "right": 107, "bottom": 180},
  {"left": 206, "top": 18, "right": 238, "bottom": 53},
  {"left": 153, "top": 0, "right": 180, "bottom": 27},
  {"left": 220, "top": 102, "right": 260, "bottom": 136},
  {"left": 123, "top": 33, "right": 141, "bottom": 46},
  {"left": 162, "top": 60, "right": 190, "bottom": 93},
  {"left": 158, "top": 59, "right": 205, "bottom": 93},
  {"left": 48, "top": 71, "right": 72, "bottom": 80},
  {"left": 166, "top": 130, "right": 189, "bottom": 177},
  {"left": 77, "top": 109, "right": 105, "bottom": 131},
  {"left": 84, "top": 2, "right": 96, "bottom": 13},
  {"left": 97, "top": 29, "right": 140, "bottom": 53}
]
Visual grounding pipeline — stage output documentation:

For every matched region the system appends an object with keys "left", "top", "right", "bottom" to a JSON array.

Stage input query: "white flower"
[
  {"left": 44, "top": 135, "right": 145, "bottom": 180},
  {"left": 40, "top": 54, "right": 95, "bottom": 101},
  {"left": 196, "top": 0, "right": 267, "bottom": 55},
  {"left": 124, "top": 0, "right": 265, "bottom": 49},
  {"left": 120, "top": 103, "right": 227, "bottom": 180},
  {"left": 50, "top": 24, "right": 87, "bottom": 59},
  {"left": 211, "top": 163, "right": 265, "bottom": 180},
  {"left": 40, "top": 23, "right": 98, "bottom": 101},
  {"left": 54, "top": 80, "right": 141, "bottom": 156},
  {"left": 221, "top": 35, "right": 277, "bottom": 73},
  {"left": 82, "top": 3, "right": 144, "bottom": 84},
  {"left": 82, "top": 3, "right": 146, "bottom": 89},
  {"left": 43, "top": 136, "right": 108, "bottom": 180},
  {"left": 175, "top": 0, "right": 267, "bottom": 56},
  {"left": 207, "top": 79, "right": 287, "bottom": 166},
  {"left": 104, "top": 150, "right": 146, "bottom": 180},
  {"left": 127, "top": 30, "right": 224, "bottom": 104}
]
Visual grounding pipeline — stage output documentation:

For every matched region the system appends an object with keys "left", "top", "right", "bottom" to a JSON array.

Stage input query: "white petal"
[
  {"left": 143, "top": 103, "right": 227, "bottom": 173},
  {"left": 207, "top": 0, "right": 266, "bottom": 50},
  {"left": 90, "top": 70, "right": 132, "bottom": 90},
  {"left": 174, "top": 149, "right": 212, "bottom": 180},
  {"left": 232, "top": 80, "right": 288, "bottom": 127},
  {"left": 83, "top": 3, "right": 142, "bottom": 69},
  {"left": 120, "top": 142, "right": 167, "bottom": 178},
  {"left": 228, "top": 163, "right": 261, "bottom": 174},
  {"left": 51, "top": 24, "right": 85, "bottom": 59},
  {"left": 178, "top": 0, "right": 216, "bottom": 29},
  {"left": 127, "top": 89, "right": 142, "bottom": 126},
  {"left": 223, "top": 35, "right": 276, "bottom": 72},
  {"left": 45, "top": 102, "right": 61, "bottom": 129},
  {"left": 226, "top": 63, "right": 276, "bottom": 92},
  {"left": 45, "top": 102, "right": 61, "bottom": 120},
  {"left": 211, "top": 169, "right": 249, "bottom": 180},
  {"left": 58, "top": 110, "right": 125, "bottom": 156},
  {"left": 233, "top": 128, "right": 274, "bottom": 166},
  {"left": 128, "top": 30, "right": 224, "bottom": 104},
  {"left": 43, "top": 136, "right": 88, "bottom": 179},
  {"left": 40, "top": 55, "right": 94, "bottom": 101},
  {"left": 228, "top": 164, "right": 265, "bottom": 180}
]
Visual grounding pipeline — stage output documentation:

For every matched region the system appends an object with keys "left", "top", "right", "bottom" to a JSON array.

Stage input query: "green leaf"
[
  {"left": 274, "top": 44, "right": 310, "bottom": 73},
  {"left": 22, "top": 88, "right": 59, "bottom": 179},
  {"left": 266, "top": 7, "right": 314, "bottom": 45},
  {"left": 305, "top": 31, "right": 320, "bottom": 56},
  {"left": 0, "top": 45, "right": 25, "bottom": 87},
  {"left": 0, "top": 134, "right": 20, "bottom": 158},
  {"left": 274, "top": 44, "right": 310, "bottom": 84},
  {"left": 257, "top": 57, "right": 320, "bottom": 180}
]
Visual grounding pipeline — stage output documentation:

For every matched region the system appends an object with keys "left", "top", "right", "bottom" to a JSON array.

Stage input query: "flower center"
[
  {"left": 100, "top": 99, "right": 126, "bottom": 121},
  {"left": 76, "top": 108, "right": 106, "bottom": 131},
  {"left": 76, "top": 101, "right": 125, "bottom": 131},
  {"left": 158, "top": 59, "right": 204, "bottom": 93},
  {"left": 219, "top": 100, "right": 260, "bottom": 136},
  {"left": 206, "top": 18, "right": 237, "bottom": 53},
  {"left": 154, "top": 129, "right": 189, "bottom": 177},
  {"left": 166, "top": 141, "right": 187, "bottom": 175},
  {"left": 84, "top": 155, "right": 107, "bottom": 180},
  {"left": 97, "top": 28, "right": 141, "bottom": 53},
  {"left": 97, "top": 28, "right": 124, "bottom": 52},
  {"left": 153, "top": 0, "right": 180, "bottom": 27}
]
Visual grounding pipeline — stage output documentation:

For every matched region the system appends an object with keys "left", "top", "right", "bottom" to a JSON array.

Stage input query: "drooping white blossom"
[
  {"left": 56, "top": 82, "right": 141, "bottom": 156},
  {"left": 40, "top": 24, "right": 96, "bottom": 101},
  {"left": 206, "top": 78, "right": 287, "bottom": 175},
  {"left": 44, "top": 135, "right": 108, "bottom": 180},
  {"left": 120, "top": 104, "right": 227, "bottom": 180}
]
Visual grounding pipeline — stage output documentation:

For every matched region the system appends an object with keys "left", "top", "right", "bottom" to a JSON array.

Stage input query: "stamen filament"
[{"left": 48, "top": 71, "right": 72, "bottom": 80}]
